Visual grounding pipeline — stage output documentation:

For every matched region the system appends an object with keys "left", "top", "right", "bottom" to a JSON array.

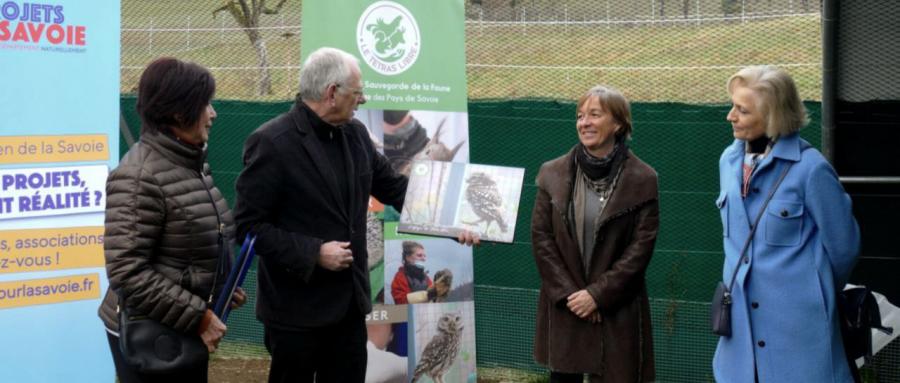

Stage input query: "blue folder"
[{"left": 213, "top": 234, "right": 257, "bottom": 323}]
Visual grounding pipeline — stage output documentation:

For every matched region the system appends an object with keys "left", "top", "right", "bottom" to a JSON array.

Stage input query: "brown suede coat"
[{"left": 532, "top": 148, "right": 658, "bottom": 381}]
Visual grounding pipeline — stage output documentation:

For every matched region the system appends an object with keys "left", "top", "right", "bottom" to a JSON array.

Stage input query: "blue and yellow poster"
[{"left": 0, "top": 0, "right": 119, "bottom": 381}]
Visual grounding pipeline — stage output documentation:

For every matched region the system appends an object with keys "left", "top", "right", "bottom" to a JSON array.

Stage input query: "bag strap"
[
  {"left": 201, "top": 175, "right": 227, "bottom": 304},
  {"left": 725, "top": 162, "right": 794, "bottom": 295}
]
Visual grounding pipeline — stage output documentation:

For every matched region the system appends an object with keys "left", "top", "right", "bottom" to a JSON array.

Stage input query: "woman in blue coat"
[{"left": 713, "top": 65, "right": 860, "bottom": 383}]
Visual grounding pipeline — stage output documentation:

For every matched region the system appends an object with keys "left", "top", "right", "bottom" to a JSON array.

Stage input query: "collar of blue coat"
[{"left": 727, "top": 132, "right": 804, "bottom": 163}]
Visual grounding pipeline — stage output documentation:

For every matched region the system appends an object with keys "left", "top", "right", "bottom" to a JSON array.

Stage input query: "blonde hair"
[
  {"left": 577, "top": 85, "right": 632, "bottom": 140},
  {"left": 727, "top": 65, "right": 808, "bottom": 139}
]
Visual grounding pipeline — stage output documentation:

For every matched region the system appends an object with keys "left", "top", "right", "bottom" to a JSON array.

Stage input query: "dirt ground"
[
  {"left": 208, "top": 358, "right": 543, "bottom": 383},
  {"left": 209, "top": 358, "right": 270, "bottom": 383}
]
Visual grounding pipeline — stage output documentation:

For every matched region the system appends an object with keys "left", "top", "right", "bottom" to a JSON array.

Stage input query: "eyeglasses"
[{"left": 336, "top": 83, "right": 364, "bottom": 98}]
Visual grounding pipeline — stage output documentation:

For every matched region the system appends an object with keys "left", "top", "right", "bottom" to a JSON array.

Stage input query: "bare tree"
[
  {"left": 213, "top": 0, "right": 288, "bottom": 96},
  {"left": 682, "top": 0, "right": 690, "bottom": 19}
]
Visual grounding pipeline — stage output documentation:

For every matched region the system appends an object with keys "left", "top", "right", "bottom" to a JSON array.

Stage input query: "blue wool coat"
[{"left": 713, "top": 133, "right": 860, "bottom": 383}]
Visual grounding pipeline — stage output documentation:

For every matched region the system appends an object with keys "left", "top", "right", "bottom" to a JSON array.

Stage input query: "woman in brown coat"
[{"left": 532, "top": 85, "right": 659, "bottom": 382}]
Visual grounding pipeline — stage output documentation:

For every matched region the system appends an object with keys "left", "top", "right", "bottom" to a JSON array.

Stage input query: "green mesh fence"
[{"left": 118, "top": 1, "right": 899, "bottom": 381}]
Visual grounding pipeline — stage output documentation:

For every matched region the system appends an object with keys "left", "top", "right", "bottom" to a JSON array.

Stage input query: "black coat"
[{"left": 234, "top": 102, "right": 407, "bottom": 329}]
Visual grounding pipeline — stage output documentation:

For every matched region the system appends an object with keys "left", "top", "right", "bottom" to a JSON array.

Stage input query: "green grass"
[{"left": 121, "top": 1, "right": 821, "bottom": 103}]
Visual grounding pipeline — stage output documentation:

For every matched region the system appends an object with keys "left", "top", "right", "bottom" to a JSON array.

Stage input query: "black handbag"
[
  {"left": 710, "top": 281, "right": 733, "bottom": 336},
  {"left": 840, "top": 286, "right": 893, "bottom": 361},
  {"left": 711, "top": 163, "right": 792, "bottom": 336},
  {"left": 117, "top": 180, "right": 229, "bottom": 373},
  {"left": 116, "top": 290, "right": 208, "bottom": 373}
]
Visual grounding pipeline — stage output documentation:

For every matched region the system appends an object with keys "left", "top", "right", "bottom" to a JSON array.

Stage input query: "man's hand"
[
  {"left": 230, "top": 287, "right": 247, "bottom": 309},
  {"left": 318, "top": 241, "right": 353, "bottom": 271},
  {"left": 199, "top": 311, "right": 227, "bottom": 353},
  {"left": 457, "top": 230, "right": 481, "bottom": 246},
  {"left": 566, "top": 289, "right": 598, "bottom": 319}
]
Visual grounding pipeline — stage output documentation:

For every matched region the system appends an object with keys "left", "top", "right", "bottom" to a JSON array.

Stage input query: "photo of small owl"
[
  {"left": 412, "top": 313, "right": 464, "bottom": 383},
  {"left": 462, "top": 172, "right": 508, "bottom": 234}
]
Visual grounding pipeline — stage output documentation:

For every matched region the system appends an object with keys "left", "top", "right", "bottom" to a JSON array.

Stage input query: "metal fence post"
[
  {"left": 479, "top": 8, "right": 483, "bottom": 38},
  {"left": 742, "top": 0, "right": 746, "bottom": 23},
  {"left": 606, "top": 0, "right": 610, "bottom": 29},
  {"left": 186, "top": 16, "right": 191, "bottom": 50},
  {"left": 148, "top": 17, "right": 153, "bottom": 55},
  {"left": 521, "top": 8, "right": 526, "bottom": 36},
  {"left": 696, "top": 0, "right": 700, "bottom": 26},
  {"left": 219, "top": 17, "right": 224, "bottom": 44}
]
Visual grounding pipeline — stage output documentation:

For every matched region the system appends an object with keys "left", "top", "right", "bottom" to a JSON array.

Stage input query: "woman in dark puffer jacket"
[{"left": 97, "top": 58, "right": 246, "bottom": 383}]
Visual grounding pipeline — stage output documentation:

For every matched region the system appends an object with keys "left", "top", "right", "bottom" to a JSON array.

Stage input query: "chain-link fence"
[
  {"left": 119, "top": 1, "right": 899, "bottom": 382},
  {"left": 122, "top": 0, "right": 822, "bottom": 103}
]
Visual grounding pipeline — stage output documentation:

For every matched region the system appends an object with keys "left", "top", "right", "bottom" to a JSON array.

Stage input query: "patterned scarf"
[{"left": 741, "top": 136, "right": 774, "bottom": 198}]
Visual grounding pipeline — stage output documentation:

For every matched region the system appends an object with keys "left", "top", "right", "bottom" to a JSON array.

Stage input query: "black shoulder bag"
[
  {"left": 711, "top": 163, "right": 792, "bottom": 336},
  {"left": 839, "top": 285, "right": 893, "bottom": 382},
  {"left": 117, "top": 179, "right": 229, "bottom": 373}
]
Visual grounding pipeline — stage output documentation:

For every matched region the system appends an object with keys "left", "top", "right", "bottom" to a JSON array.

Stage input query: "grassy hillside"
[{"left": 121, "top": 1, "right": 821, "bottom": 102}]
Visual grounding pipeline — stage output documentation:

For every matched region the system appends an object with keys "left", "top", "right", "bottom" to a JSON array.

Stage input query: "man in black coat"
[{"left": 233, "top": 47, "right": 407, "bottom": 383}]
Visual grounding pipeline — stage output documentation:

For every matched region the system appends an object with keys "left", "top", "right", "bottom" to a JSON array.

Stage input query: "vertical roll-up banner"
[
  {"left": 302, "top": 1, "right": 476, "bottom": 382},
  {"left": 0, "top": 0, "right": 119, "bottom": 381}
]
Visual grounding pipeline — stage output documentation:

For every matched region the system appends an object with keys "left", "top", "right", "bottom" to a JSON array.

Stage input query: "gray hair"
[
  {"left": 298, "top": 47, "right": 360, "bottom": 102},
  {"left": 727, "top": 65, "right": 808, "bottom": 139}
]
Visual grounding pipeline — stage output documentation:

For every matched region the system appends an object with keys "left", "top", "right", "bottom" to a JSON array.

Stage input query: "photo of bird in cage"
[
  {"left": 410, "top": 301, "right": 476, "bottom": 383},
  {"left": 398, "top": 161, "right": 524, "bottom": 243}
]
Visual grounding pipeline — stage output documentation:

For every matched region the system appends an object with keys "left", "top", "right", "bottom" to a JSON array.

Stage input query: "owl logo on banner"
[{"left": 357, "top": 1, "right": 420, "bottom": 75}]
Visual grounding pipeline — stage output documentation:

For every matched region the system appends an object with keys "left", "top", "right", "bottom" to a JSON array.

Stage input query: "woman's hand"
[
  {"left": 230, "top": 287, "right": 247, "bottom": 309},
  {"left": 566, "top": 289, "right": 598, "bottom": 319},
  {"left": 199, "top": 310, "right": 227, "bottom": 353}
]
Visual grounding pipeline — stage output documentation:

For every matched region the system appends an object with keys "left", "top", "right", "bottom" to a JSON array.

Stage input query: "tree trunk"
[
  {"left": 245, "top": 27, "right": 272, "bottom": 96},
  {"left": 682, "top": 0, "right": 690, "bottom": 19},
  {"left": 659, "top": 0, "right": 666, "bottom": 17}
]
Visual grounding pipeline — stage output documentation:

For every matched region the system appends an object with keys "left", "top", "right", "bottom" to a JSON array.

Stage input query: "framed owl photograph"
[{"left": 398, "top": 160, "right": 525, "bottom": 243}]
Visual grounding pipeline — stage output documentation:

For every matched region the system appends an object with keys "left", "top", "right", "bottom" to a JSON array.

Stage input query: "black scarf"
[
  {"left": 575, "top": 137, "right": 628, "bottom": 181},
  {"left": 403, "top": 263, "right": 429, "bottom": 292},
  {"left": 746, "top": 135, "right": 771, "bottom": 154}
]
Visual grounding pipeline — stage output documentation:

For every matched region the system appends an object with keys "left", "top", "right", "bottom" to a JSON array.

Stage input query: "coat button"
[
  {"left": 780, "top": 210, "right": 789, "bottom": 217},
  {"left": 743, "top": 258, "right": 750, "bottom": 264},
  {"left": 752, "top": 187, "right": 760, "bottom": 193},
  {"left": 751, "top": 302, "right": 759, "bottom": 309},
  {"left": 758, "top": 340, "right": 766, "bottom": 347}
]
